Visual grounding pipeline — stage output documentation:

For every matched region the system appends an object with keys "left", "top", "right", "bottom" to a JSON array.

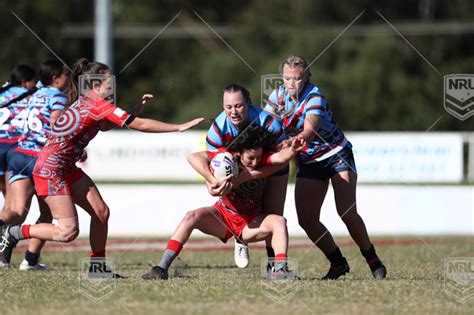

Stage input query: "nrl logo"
[
  {"left": 444, "top": 74, "right": 474, "bottom": 121},
  {"left": 261, "top": 74, "right": 295, "bottom": 120}
]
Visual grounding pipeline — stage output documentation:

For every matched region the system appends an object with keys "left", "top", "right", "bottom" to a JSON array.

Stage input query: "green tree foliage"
[{"left": 1, "top": 0, "right": 473, "bottom": 130}]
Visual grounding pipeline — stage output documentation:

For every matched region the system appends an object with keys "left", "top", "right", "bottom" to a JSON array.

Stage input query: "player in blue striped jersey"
[
  {"left": 264, "top": 56, "right": 386, "bottom": 280},
  {"left": 0, "top": 60, "right": 70, "bottom": 270},
  {"left": 206, "top": 84, "right": 288, "bottom": 270},
  {"left": 0, "top": 65, "right": 38, "bottom": 197},
  {"left": 206, "top": 93, "right": 284, "bottom": 151},
  {"left": 266, "top": 80, "right": 349, "bottom": 163},
  {"left": 14, "top": 84, "right": 68, "bottom": 158}
]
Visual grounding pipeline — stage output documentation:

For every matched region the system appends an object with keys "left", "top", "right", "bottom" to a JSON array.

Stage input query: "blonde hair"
[{"left": 279, "top": 55, "right": 311, "bottom": 77}]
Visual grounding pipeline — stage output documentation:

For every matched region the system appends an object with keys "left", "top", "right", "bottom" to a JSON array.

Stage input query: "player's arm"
[
  {"left": 50, "top": 94, "right": 68, "bottom": 127},
  {"left": 298, "top": 114, "right": 322, "bottom": 143},
  {"left": 234, "top": 164, "right": 284, "bottom": 186},
  {"left": 100, "top": 94, "right": 154, "bottom": 132},
  {"left": 127, "top": 117, "right": 204, "bottom": 133},
  {"left": 269, "top": 136, "right": 305, "bottom": 164},
  {"left": 131, "top": 94, "right": 153, "bottom": 116},
  {"left": 298, "top": 96, "right": 327, "bottom": 143},
  {"left": 187, "top": 151, "right": 232, "bottom": 196},
  {"left": 233, "top": 137, "right": 305, "bottom": 186},
  {"left": 187, "top": 151, "right": 217, "bottom": 184},
  {"left": 50, "top": 110, "right": 62, "bottom": 127}
]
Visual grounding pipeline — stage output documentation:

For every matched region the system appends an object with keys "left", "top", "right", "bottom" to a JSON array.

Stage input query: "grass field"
[{"left": 1, "top": 236, "right": 473, "bottom": 315}]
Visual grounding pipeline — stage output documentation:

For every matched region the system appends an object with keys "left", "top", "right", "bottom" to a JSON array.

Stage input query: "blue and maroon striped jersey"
[
  {"left": 16, "top": 86, "right": 67, "bottom": 156},
  {"left": 0, "top": 86, "right": 31, "bottom": 143},
  {"left": 265, "top": 82, "right": 350, "bottom": 163},
  {"left": 206, "top": 105, "right": 284, "bottom": 151}
]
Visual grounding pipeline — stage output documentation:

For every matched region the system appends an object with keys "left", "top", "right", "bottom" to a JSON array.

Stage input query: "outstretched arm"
[
  {"left": 100, "top": 94, "right": 155, "bottom": 132},
  {"left": 233, "top": 137, "right": 305, "bottom": 186},
  {"left": 127, "top": 117, "right": 204, "bottom": 133},
  {"left": 269, "top": 136, "right": 305, "bottom": 164}
]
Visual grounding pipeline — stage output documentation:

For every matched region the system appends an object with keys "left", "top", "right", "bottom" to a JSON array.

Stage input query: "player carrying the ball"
[{"left": 142, "top": 124, "right": 305, "bottom": 281}]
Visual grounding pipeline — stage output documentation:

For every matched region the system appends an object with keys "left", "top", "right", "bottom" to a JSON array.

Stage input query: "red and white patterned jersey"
[
  {"left": 209, "top": 149, "right": 273, "bottom": 216},
  {"left": 33, "top": 92, "right": 131, "bottom": 179}
]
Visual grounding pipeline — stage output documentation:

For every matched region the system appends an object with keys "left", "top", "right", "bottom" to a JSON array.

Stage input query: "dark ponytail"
[
  {"left": 0, "top": 64, "right": 37, "bottom": 94},
  {"left": 0, "top": 64, "right": 38, "bottom": 108},
  {"left": 68, "top": 58, "right": 110, "bottom": 103}
]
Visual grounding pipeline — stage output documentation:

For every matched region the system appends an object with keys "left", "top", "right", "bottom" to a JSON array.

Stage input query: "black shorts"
[
  {"left": 296, "top": 146, "right": 357, "bottom": 181},
  {"left": 0, "top": 142, "right": 16, "bottom": 176},
  {"left": 7, "top": 150, "right": 37, "bottom": 184}
]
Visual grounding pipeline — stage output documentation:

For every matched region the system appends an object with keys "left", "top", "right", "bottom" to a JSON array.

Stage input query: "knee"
[
  {"left": 95, "top": 203, "right": 110, "bottom": 224},
  {"left": 339, "top": 209, "right": 358, "bottom": 224},
  {"left": 270, "top": 215, "right": 287, "bottom": 232},
  {"left": 275, "top": 215, "right": 287, "bottom": 228},
  {"left": 2, "top": 207, "right": 27, "bottom": 225},
  {"left": 53, "top": 217, "right": 79, "bottom": 242},
  {"left": 298, "top": 217, "right": 313, "bottom": 231},
  {"left": 182, "top": 210, "right": 198, "bottom": 227}
]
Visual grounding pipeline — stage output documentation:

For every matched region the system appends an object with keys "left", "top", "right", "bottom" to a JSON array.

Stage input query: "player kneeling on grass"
[{"left": 142, "top": 125, "right": 305, "bottom": 280}]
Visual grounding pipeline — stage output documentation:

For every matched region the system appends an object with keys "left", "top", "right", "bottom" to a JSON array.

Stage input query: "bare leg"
[
  {"left": 26, "top": 197, "right": 52, "bottom": 254},
  {"left": 295, "top": 177, "right": 338, "bottom": 254},
  {"left": 71, "top": 174, "right": 109, "bottom": 253},
  {"left": 331, "top": 171, "right": 371, "bottom": 251},
  {"left": 1, "top": 173, "right": 12, "bottom": 211},
  {"left": 171, "top": 206, "right": 228, "bottom": 243},
  {"left": 263, "top": 174, "right": 288, "bottom": 216},
  {"left": 1, "top": 179, "right": 35, "bottom": 225},
  {"left": 262, "top": 173, "right": 288, "bottom": 252},
  {"left": 242, "top": 214, "right": 288, "bottom": 255},
  {"left": 28, "top": 195, "right": 78, "bottom": 241},
  {"left": 0, "top": 174, "right": 4, "bottom": 196}
]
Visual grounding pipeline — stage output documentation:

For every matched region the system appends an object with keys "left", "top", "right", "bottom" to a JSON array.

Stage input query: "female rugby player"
[
  {"left": 0, "top": 58, "right": 203, "bottom": 277},
  {"left": 206, "top": 84, "right": 287, "bottom": 269},
  {"left": 0, "top": 60, "right": 68, "bottom": 269},
  {"left": 264, "top": 56, "right": 386, "bottom": 280},
  {"left": 142, "top": 125, "right": 304, "bottom": 280}
]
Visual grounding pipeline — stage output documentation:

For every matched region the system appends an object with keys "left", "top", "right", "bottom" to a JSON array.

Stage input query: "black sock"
[
  {"left": 25, "top": 250, "right": 40, "bottom": 266},
  {"left": 361, "top": 244, "right": 382, "bottom": 271},
  {"left": 325, "top": 247, "right": 346, "bottom": 265},
  {"left": 266, "top": 246, "right": 275, "bottom": 259},
  {"left": 0, "top": 219, "right": 4, "bottom": 227}
]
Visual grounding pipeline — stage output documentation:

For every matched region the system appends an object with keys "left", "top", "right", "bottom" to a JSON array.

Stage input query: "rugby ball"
[{"left": 210, "top": 152, "right": 239, "bottom": 178}]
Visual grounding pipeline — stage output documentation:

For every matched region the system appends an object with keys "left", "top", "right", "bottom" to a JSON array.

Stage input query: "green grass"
[{"left": 1, "top": 236, "right": 473, "bottom": 315}]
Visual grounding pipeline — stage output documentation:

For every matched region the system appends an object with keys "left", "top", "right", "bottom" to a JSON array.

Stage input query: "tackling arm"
[
  {"left": 298, "top": 114, "right": 322, "bottom": 143},
  {"left": 233, "top": 137, "right": 306, "bottom": 186}
]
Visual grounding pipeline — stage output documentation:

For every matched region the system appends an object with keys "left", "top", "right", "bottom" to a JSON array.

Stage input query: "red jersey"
[
  {"left": 33, "top": 92, "right": 131, "bottom": 179},
  {"left": 208, "top": 149, "right": 273, "bottom": 216}
]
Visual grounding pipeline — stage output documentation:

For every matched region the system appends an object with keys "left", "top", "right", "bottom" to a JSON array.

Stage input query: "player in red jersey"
[
  {"left": 0, "top": 58, "right": 203, "bottom": 276},
  {"left": 142, "top": 125, "right": 305, "bottom": 280}
]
